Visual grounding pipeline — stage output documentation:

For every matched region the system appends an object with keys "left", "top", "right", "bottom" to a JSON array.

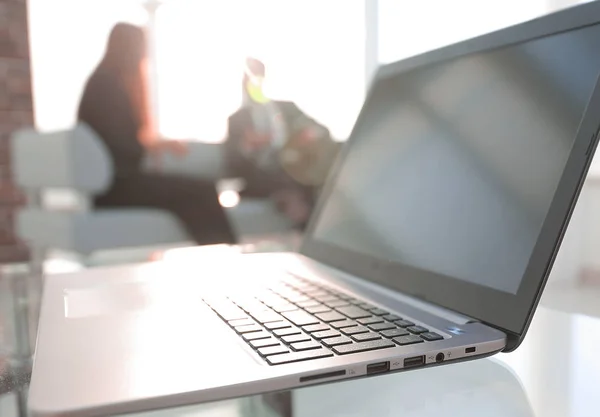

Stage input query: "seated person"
[
  {"left": 225, "top": 58, "right": 339, "bottom": 229},
  {"left": 78, "top": 23, "right": 235, "bottom": 246}
]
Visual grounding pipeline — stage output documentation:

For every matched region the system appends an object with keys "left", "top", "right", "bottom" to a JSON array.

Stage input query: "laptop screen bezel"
[{"left": 300, "top": 2, "right": 600, "bottom": 336}]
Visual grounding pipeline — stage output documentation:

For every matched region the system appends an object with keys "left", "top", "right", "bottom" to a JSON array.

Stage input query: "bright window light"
[{"left": 154, "top": 0, "right": 365, "bottom": 142}]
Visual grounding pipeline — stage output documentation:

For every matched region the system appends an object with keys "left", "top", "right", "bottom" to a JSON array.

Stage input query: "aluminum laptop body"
[{"left": 29, "top": 3, "right": 600, "bottom": 416}]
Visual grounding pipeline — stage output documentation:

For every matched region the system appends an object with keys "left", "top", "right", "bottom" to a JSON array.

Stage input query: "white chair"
[{"left": 10, "top": 124, "right": 292, "bottom": 271}]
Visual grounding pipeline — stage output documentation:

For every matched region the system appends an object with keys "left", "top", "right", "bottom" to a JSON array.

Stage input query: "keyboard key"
[
  {"left": 273, "top": 327, "right": 301, "bottom": 337},
  {"left": 325, "top": 299, "right": 351, "bottom": 308},
  {"left": 282, "top": 310, "right": 319, "bottom": 326},
  {"left": 407, "top": 326, "right": 429, "bottom": 334},
  {"left": 357, "top": 317, "right": 384, "bottom": 325},
  {"left": 258, "top": 345, "right": 289, "bottom": 357},
  {"left": 420, "top": 332, "right": 444, "bottom": 341},
  {"left": 322, "top": 335, "right": 353, "bottom": 347},
  {"left": 381, "top": 328, "right": 409, "bottom": 338},
  {"left": 393, "top": 335, "right": 424, "bottom": 345},
  {"left": 332, "top": 339, "right": 395, "bottom": 355},
  {"left": 368, "top": 322, "right": 397, "bottom": 331},
  {"left": 315, "top": 294, "right": 339, "bottom": 303},
  {"left": 358, "top": 303, "right": 375, "bottom": 310},
  {"left": 315, "top": 311, "right": 346, "bottom": 322},
  {"left": 312, "top": 329, "right": 341, "bottom": 340},
  {"left": 266, "top": 348, "right": 334, "bottom": 365},
  {"left": 351, "top": 332, "right": 381, "bottom": 342},
  {"left": 341, "top": 326, "right": 369, "bottom": 336},
  {"left": 282, "top": 334, "right": 311, "bottom": 344},
  {"left": 242, "top": 331, "right": 271, "bottom": 341},
  {"left": 251, "top": 310, "right": 282, "bottom": 324},
  {"left": 286, "top": 294, "right": 311, "bottom": 303},
  {"left": 297, "top": 300, "right": 321, "bottom": 308},
  {"left": 291, "top": 340, "right": 322, "bottom": 351},
  {"left": 321, "top": 335, "right": 352, "bottom": 347},
  {"left": 305, "top": 305, "right": 331, "bottom": 314},
  {"left": 335, "top": 293, "right": 354, "bottom": 301},
  {"left": 213, "top": 305, "right": 248, "bottom": 321},
  {"left": 250, "top": 338, "right": 280, "bottom": 348},
  {"left": 273, "top": 304, "right": 299, "bottom": 313},
  {"left": 257, "top": 295, "right": 287, "bottom": 307},
  {"left": 235, "top": 301, "right": 268, "bottom": 314},
  {"left": 301, "top": 287, "right": 324, "bottom": 295},
  {"left": 336, "top": 306, "right": 371, "bottom": 319},
  {"left": 347, "top": 298, "right": 364, "bottom": 305},
  {"left": 394, "top": 319, "right": 415, "bottom": 328},
  {"left": 295, "top": 281, "right": 317, "bottom": 289},
  {"left": 306, "top": 290, "right": 329, "bottom": 297},
  {"left": 228, "top": 318, "right": 255, "bottom": 327},
  {"left": 303, "top": 323, "right": 330, "bottom": 333},
  {"left": 234, "top": 324, "right": 263, "bottom": 334},
  {"left": 382, "top": 314, "right": 402, "bottom": 322},
  {"left": 330, "top": 319, "right": 358, "bottom": 329},
  {"left": 369, "top": 308, "right": 389, "bottom": 316},
  {"left": 264, "top": 321, "right": 291, "bottom": 330}
]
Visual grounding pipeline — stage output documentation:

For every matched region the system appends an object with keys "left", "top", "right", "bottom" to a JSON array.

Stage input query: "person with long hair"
[{"left": 78, "top": 23, "right": 235, "bottom": 245}]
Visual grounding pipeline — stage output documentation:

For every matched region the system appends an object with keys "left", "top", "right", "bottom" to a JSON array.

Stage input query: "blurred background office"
[
  {"left": 4, "top": 2, "right": 600, "bottom": 415},
  {"left": 2, "top": 0, "right": 600, "bottom": 274}
]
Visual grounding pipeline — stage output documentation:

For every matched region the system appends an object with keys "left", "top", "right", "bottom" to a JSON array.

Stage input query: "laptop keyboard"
[{"left": 203, "top": 275, "right": 444, "bottom": 365}]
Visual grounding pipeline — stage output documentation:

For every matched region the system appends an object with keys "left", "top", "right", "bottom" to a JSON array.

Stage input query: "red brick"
[
  {"left": 0, "top": 58, "right": 32, "bottom": 111},
  {"left": 0, "top": 1, "right": 29, "bottom": 59},
  {"left": 0, "top": 165, "right": 10, "bottom": 181},
  {"left": 0, "top": 182, "right": 24, "bottom": 206},
  {"left": 0, "top": 137, "right": 8, "bottom": 166},
  {"left": 0, "top": 0, "right": 31, "bottom": 263},
  {"left": 0, "top": 182, "right": 25, "bottom": 211},
  {"left": 0, "top": 208, "right": 16, "bottom": 245},
  {"left": 0, "top": 243, "right": 29, "bottom": 263},
  {"left": 0, "top": 109, "right": 33, "bottom": 128}
]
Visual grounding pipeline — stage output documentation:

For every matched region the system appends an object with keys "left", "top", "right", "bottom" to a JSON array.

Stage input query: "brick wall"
[{"left": 0, "top": 0, "right": 32, "bottom": 263}]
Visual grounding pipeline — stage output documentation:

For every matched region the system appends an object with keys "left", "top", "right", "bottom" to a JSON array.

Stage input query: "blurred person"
[
  {"left": 225, "top": 57, "right": 339, "bottom": 229},
  {"left": 78, "top": 23, "right": 235, "bottom": 245}
]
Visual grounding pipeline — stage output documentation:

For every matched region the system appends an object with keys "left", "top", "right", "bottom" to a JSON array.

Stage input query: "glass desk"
[{"left": 2, "top": 257, "right": 599, "bottom": 417}]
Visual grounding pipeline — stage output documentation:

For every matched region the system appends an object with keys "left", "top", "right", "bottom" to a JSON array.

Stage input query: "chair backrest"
[{"left": 11, "top": 124, "right": 113, "bottom": 193}]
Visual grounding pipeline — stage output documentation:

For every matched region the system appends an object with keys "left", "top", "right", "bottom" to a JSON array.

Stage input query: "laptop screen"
[{"left": 310, "top": 23, "right": 600, "bottom": 296}]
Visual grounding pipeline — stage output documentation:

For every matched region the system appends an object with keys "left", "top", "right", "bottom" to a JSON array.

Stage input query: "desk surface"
[
  {"left": 117, "top": 283, "right": 599, "bottom": 417},
  {"left": 2, "top": 264, "right": 598, "bottom": 417}
]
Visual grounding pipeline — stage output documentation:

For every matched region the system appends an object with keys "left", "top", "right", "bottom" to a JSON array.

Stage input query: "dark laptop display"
[{"left": 307, "top": 22, "right": 600, "bottom": 334}]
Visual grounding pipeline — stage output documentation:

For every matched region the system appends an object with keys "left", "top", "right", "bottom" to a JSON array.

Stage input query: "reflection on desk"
[{"left": 293, "top": 359, "right": 531, "bottom": 417}]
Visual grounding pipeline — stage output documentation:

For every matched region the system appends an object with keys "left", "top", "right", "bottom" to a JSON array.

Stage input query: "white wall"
[
  {"left": 549, "top": 178, "right": 600, "bottom": 280},
  {"left": 377, "top": 0, "right": 549, "bottom": 64},
  {"left": 28, "top": 0, "right": 147, "bottom": 132},
  {"left": 581, "top": 181, "right": 600, "bottom": 270}
]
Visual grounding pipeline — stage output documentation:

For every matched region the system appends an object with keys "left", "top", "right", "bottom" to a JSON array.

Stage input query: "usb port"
[
  {"left": 366, "top": 361, "right": 390, "bottom": 375},
  {"left": 465, "top": 347, "right": 476, "bottom": 354},
  {"left": 403, "top": 355, "right": 425, "bottom": 368}
]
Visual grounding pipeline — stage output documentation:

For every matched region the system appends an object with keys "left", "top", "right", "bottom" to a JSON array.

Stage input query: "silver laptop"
[{"left": 29, "top": 3, "right": 600, "bottom": 416}]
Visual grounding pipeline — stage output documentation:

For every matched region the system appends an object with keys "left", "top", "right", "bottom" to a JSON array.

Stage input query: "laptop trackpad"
[{"left": 64, "top": 281, "right": 198, "bottom": 318}]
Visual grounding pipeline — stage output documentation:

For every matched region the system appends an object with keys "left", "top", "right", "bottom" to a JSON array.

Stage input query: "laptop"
[{"left": 29, "top": 3, "right": 600, "bottom": 416}]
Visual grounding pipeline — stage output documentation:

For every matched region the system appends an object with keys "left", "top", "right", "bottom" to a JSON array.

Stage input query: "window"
[
  {"left": 378, "top": 0, "right": 558, "bottom": 64},
  {"left": 29, "top": 0, "right": 146, "bottom": 132},
  {"left": 154, "top": 0, "right": 366, "bottom": 142}
]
